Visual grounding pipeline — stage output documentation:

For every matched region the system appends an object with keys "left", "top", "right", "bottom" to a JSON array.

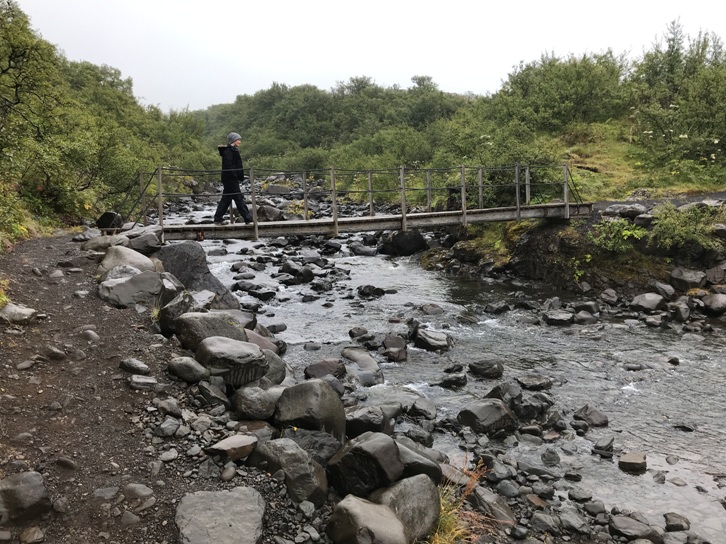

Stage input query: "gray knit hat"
[{"left": 227, "top": 132, "right": 241, "bottom": 144}]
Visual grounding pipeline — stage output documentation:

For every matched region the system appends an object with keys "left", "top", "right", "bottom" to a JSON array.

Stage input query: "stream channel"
[{"left": 166, "top": 211, "right": 726, "bottom": 540}]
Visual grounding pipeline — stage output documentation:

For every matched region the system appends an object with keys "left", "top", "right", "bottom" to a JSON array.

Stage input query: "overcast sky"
[{"left": 15, "top": 0, "right": 726, "bottom": 112}]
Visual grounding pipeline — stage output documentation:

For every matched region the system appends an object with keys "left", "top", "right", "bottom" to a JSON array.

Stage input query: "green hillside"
[{"left": 1, "top": 0, "right": 724, "bottom": 249}]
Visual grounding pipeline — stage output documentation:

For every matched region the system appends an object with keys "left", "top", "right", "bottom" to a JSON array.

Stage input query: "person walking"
[{"left": 213, "top": 132, "right": 253, "bottom": 225}]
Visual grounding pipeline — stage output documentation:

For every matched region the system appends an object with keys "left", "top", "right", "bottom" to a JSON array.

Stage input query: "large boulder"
[
  {"left": 609, "top": 515, "right": 664, "bottom": 543},
  {"left": 274, "top": 380, "right": 346, "bottom": 442},
  {"left": 327, "top": 495, "right": 406, "bottom": 544},
  {"left": 97, "top": 271, "right": 182, "bottom": 309},
  {"left": 457, "top": 399, "right": 518, "bottom": 434},
  {"left": 327, "top": 432, "right": 404, "bottom": 497},
  {"left": 175, "top": 312, "right": 249, "bottom": 352},
  {"left": 412, "top": 328, "right": 453, "bottom": 352},
  {"left": 247, "top": 438, "right": 328, "bottom": 506},
  {"left": 80, "top": 234, "right": 130, "bottom": 251},
  {"left": 670, "top": 267, "right": 707, "bottom": 291},
  {"left": 156, "top": 241, "right": 239, "bottom": 309},
  {"left": 97, "top": 245, "right": 156, "bottom": 277},
  {"left": 395, "top": 441, "right": 442, "bottom": 484},
  {"left": 341, "top": 346, "right": 384, "bottom": 386},
  {"left": 195, "top": 337, "right": 268, "bottom": 387},
  {"left": 378, "top": 230, "right": 429, "bottom": 257},
  {"left": 369, "top": 474, "right": 440, "bottom": 543},
  {"left": 702, "top": 293, "right": 726, "bottom": 315},
  {"left": 630, "top": 292, "right": 666, "bottom": 313},
  {"left": 175, "top": 486, "right": 264, "bottom": 544}
]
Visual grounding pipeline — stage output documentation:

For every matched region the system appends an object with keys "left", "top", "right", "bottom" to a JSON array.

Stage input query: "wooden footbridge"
[{"left": 128, "top": 164, "right": 593, "bottom": 241}]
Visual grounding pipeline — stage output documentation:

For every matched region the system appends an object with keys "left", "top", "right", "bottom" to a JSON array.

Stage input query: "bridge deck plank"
[{"left": 162, "top": 202, "right": 593, "bottom": 240}]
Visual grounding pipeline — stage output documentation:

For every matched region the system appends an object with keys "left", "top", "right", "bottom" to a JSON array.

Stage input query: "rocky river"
[{"left": 180, "top": 224, "right": 726, "bottom": 542}]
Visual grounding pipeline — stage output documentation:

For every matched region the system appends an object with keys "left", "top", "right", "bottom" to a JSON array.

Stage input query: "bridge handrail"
[{"left": 128, "top": 163, "right": 584, "bottom": 230}]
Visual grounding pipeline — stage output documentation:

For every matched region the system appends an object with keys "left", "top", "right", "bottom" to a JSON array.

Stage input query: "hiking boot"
[{"left": 214, "top": 220, "right": 229, "bottom": 226}]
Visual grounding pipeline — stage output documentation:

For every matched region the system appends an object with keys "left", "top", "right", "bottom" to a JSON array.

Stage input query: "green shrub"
[
  {"left": 647, "top": 201, "right": 723, "bottom": 252},
  {"left": 588, "top": 217, "right": 647, "bottom": 253}
]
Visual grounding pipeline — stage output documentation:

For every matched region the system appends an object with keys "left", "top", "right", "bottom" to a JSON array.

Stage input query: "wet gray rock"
[
  {"left": 516, "top": 374, "right": 553, "bottom": 391},
  {"left": 702, "top": 293, "right": 726, "bottom": 315},
  {"left": 670, "top": 267, "right": 707, "bottom": 292},
  {"left": 341, "top": 346, "right": 384, "bottom": 386},
  {"left": 346, "top": 405, "right": 392, "bottom": 438},
  {"left": 283, "top": 428, "right": 341, "bottom": 468},
  {"left": 468, "top": 359, "right": 504, "bottom": 379},
  {"left": 560, "top": 508, "right": 590, "bottom": 535},
  {"left": 369, "top": 474, "right": 440, "bottom": 543},
  {"left": 167, "top": 356, "right": 210, "bottom": 383},
  {"left": 592, "top": 435, "right": 614, "bottom": 458},
  {"left": 378, "top": 230, "right": 428, "bottom": 257},
  {"left": 457, "top": 399, "right": 518, "bottom": 434},
  {"left": 98, "top": 271, "right": 183, "bottom": 309},
  {"left": 543, "top": 309, "right": 574, "bottom": 325},
  {"left": 531, "top": 512, "right": 561, "bottom": 536},
  {"left": 663, "top": 512, "right": 690, "bottom": 532},
  {"left": 231, "top": 386, "right": 277, "bottom": 420},
  {"left": 609, "top": 515, "right": 663, "bottom": 543},
  {"left": 328, "top": 432, "right": 404, "bottom": 497},
  {"left": 274, "top": 379, "right": 346, "bottom": 442},
  {"left": 412, "top": 327, "right": 453, "bottom": 352},
  {"left": 630, "top": 292, "right": 666, "bottom": 312},
  {"left": 175, "top": 312, "right": 249, "bottom": 352},
  {"left": 395, "top": 441, "right": 442, "bottom": 484},
  {"left": 196, "top": 337, "right": 268, "bottom": 387},
  {"left": 619, "top": 451, "right": 647, "bottom": 473},
  {"left": 574, "top": 404, "right": 609, "bottom": 427},
  {"left": 157, "top": 241, "right": 240, "bottom": 309},
  {"left": 97, "top": 245, "right": 156, "bottom": 277},
  {"left": 304, "top": 358, "right": 346, "bottom": 380},
  {"left": 247, "top": 438, "right": 327, "bottom": 506},
  {"left": 466, "top": 485, "right": 517, "bottom": 527},
  {"left": 574, "top": 310, "right": 598, "bottom": 324},
  {"left": 600, "top": 288, "right": 619, "bottom": 305},
  {"left": 175, "top": 486, "right": 265, "bottom": 544},
  {"left": 326, "top": 495, "right": 406, "bottom": 544}
]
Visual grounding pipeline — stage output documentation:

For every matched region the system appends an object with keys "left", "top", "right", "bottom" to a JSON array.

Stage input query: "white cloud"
[{"left": 15, "top": 0, "right": 726, "bottom": 111}]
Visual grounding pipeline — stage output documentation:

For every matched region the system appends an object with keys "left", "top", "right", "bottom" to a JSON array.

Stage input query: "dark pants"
[{"left": 214, "top": 180, "right": 252, "bottom": 223}]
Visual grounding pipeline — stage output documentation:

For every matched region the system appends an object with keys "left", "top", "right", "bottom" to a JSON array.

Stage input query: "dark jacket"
[{"left": 218, "top": 144, "right": 244, "bottom": 184}]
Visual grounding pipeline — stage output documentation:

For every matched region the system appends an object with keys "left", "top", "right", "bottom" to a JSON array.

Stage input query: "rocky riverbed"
[{"left": 1, "top": 189, "right": 725, "bottom": 543}]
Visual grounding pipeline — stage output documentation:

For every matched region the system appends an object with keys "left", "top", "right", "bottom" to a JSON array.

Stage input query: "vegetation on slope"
[{"left": 1, "top": 0, "right": 725, "bottom": 251}]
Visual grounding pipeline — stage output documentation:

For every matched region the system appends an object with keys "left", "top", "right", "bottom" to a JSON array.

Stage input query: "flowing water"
[{"left": 166, "top": 208, "right": 726, "bottom": 539}]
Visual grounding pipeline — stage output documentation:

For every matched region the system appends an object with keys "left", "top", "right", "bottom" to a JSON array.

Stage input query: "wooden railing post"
[
  {"left": 426, "top": 169, "right": 432, "bottom": 213},
  {"left": 400, "top": 165, "right": 407, "bottom": 232},
  {"left": 563, "top": 164, "right": 570, "bottom": 219},
  {"left": 515, "top": 163, "right": 521, "bottom": 221},
  {"left": 249, "top": 167, "right": 259, "bottom": 240},
  {"left": 331, "top": 167, "right": 338, "bottom": 236},
  {"left": 477, "top": 167, "right": 483, "bottom": 210},
  {"left": 460, "top": 165, "right": 467, "bottom": 226},
  {"left": 302, "top": 171, "right": 309, "bottom": 221},
  {"left": 368, "top": 171, "right": 374, "bottom": 217},
  {"left": 157, "top": 165, "right": 164, "bottom": 239},
  {"left": 525, "top": 165, "right": 531, "bottom": 205}
]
